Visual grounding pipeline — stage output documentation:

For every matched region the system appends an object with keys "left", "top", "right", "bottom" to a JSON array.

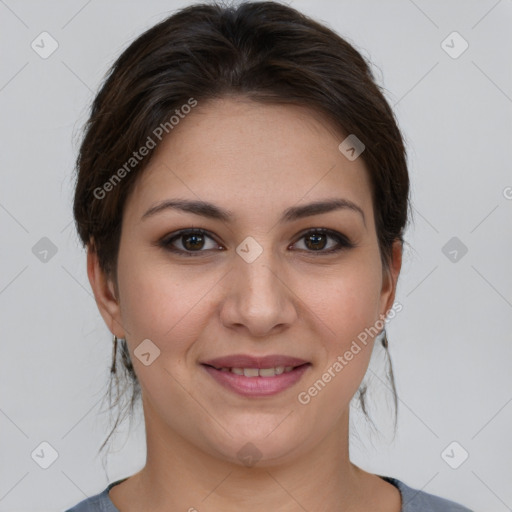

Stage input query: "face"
[{"left": 89, "top": 98, "right": 401, "bottom": 467}]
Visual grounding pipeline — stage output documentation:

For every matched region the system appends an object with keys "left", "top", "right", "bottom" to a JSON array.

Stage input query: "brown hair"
[{"left": 73, "top": 0, "right": 410, "bottom": 455}]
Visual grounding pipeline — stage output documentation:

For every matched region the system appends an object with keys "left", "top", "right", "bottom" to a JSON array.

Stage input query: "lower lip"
[{"left": 201, "top": 364, "right": 311, "bottom": 397}]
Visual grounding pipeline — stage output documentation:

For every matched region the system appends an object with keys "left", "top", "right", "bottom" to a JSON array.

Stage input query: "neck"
[{"left": 125, "top": 397, "right": 371, "bottom": 512}]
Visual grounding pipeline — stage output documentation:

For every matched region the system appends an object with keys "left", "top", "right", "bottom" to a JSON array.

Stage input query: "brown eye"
[
  {"left": 182, "top": 232, "right": 206, "bottom": 251},
  {"left": 293, "top": 229, "right": 354, "bottom": 253},
  {"left": 304, "top": 232, "right": 328, "bottom": 250},
  {"left": 160, "top": 229, "right": 222, "bottom": 256},
  {"left": 159, "top": 228, "right": 353, "bottom": 257}
]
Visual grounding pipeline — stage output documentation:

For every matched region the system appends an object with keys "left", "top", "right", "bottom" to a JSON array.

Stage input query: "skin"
[{"left": 88, "top": 98, "right": 403, "bottom": 512}]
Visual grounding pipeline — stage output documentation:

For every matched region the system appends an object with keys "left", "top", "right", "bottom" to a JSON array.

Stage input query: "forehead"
[{"left": 124, "top": 98, "right": 374, "bottom": 226}]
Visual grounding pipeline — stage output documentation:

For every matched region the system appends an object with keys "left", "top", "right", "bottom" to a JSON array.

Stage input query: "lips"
[
  {"left": 201, "top": 354, "right": 309, "bottom": 369},
  {"left": 200, "top": 354, "right": 311, "bottom": 397}
]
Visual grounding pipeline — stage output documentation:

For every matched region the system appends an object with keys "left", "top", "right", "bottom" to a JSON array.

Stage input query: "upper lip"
[{"left": 201, "top": 354, "right": 310, "bottom": 369}]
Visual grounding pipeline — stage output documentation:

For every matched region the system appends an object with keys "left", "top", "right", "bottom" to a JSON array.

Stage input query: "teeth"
[
  {"left": 219, "top": 366, "right": 295, "bottom": 377},
  {"left": 259, "top": 367, "right": 278, "bottom": 377}
]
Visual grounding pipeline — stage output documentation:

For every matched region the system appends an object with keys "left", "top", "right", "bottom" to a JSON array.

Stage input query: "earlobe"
[
  {"left": 381, "top": 240, "right": 403, "bottom": 316},
  {"left": 86, "top": 245, "right": 125, "bottom": 338}
]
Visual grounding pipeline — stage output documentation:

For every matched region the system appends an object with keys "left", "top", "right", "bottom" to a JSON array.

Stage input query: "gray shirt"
[{"left": 64, "top": 475, "right": 473, "bottom": 511}]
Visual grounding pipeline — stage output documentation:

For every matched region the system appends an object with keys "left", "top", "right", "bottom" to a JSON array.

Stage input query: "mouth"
[
  {"left": 206, "top": 365, "right": 303, "bottom": 377},
  {"left": 200, "top": 354, "right": 311, "bottom": 397}
]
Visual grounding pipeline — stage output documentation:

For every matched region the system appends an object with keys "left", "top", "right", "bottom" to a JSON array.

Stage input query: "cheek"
[
  {"left": 302, "top": 259, "right": 383, "bottom": 344},
  {"left": 296, "top": 268, "right": 381, "bottom": 419},
  {"left": 118, "top": 258, "right": 216, "bottom": 348},
  {"left": 118, "top": 243, "right": 384, "bottom": 353},
  {"left": 116, "top": 259, "right": 217, "bottom": 410},
  {"left": 296, "top": 256, "right": 383, "bottom": 399}
]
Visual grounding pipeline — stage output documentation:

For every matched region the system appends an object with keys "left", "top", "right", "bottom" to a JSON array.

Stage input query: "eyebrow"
[{"left": 141, "top": 197, "right": 366, "bottom": 226}]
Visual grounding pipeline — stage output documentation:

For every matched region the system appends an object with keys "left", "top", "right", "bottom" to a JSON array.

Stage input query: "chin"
[{"left": 204, "top": 421, "right": 309, "bottom": 469}]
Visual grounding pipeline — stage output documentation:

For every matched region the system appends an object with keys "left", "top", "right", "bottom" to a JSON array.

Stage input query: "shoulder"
[
  {"left": 63, "top": 479, "right": 124, "bottom": 512},
  {"left": 382, "top": 476, "right": 474, "bottom": 512}
]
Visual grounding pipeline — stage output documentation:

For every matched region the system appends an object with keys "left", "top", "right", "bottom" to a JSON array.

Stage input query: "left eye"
[
  {"left": 159, "top": 228, "right": 353, "bottom": 256},
  {"left": 293, "top": 229, "right": 352, "bottom": 252}
]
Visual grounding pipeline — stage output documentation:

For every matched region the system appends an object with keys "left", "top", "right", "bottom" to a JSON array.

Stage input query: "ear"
[
  {"left": 379, "top": 239, "right": 403, "bottom": 317},
  {"left": 87, "top": 244, "right": 126, "bottom": 338}
]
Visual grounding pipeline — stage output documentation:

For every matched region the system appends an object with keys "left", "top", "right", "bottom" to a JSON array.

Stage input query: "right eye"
[{"left": 159, "top": 228, "right": 224, "bottom": 256}]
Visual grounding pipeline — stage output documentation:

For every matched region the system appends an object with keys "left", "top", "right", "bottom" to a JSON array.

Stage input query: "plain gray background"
[{"left": 1, "top": 1, "right": 511, "bottom": 511}]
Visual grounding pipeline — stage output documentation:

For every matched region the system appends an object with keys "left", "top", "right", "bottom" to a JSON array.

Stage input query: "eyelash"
[{"left": 158, "top": 228, "right": 355, "bottom": 257}]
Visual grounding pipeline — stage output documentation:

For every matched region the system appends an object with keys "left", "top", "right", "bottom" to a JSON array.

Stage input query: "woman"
[{"left": 66, "top": 1, "right": 473, "bottom": 510}]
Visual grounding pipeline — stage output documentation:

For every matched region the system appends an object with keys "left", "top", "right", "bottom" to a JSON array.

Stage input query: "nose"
[{"left": 219, "top": 245, "right": 298, "bottom": 338}]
